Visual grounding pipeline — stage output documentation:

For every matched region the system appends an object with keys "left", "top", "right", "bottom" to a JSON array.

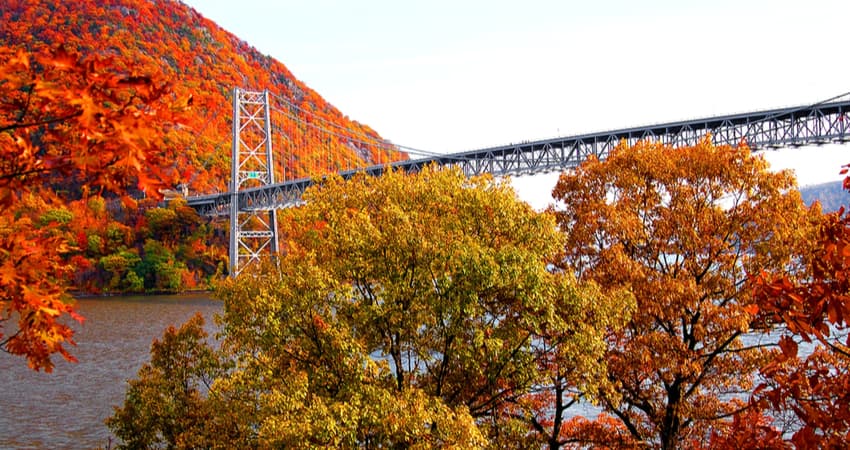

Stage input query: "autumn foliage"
[
  {"left": 108, "top": 166, "right": 629, "bottom": 448},
  {"left": 1, "top": 0, "right": 405, "bottom": 191},
  {"left": 754, "top": 172, "right": 850, "bottom": 447},
  {"left": 0, "top": 45, "right": 185, "bottom": 371},
  {"left": 108, "top": 137, "right": 850, "bottom": 447},
  {"left": 550, "top": 138, "right": 818, "bottom": 448},
  {"left": 0, "top": 0, "right": 406, "bottom": 370},
  {"left": 6, "top": 1, "right": 850, "bottom": 447}
]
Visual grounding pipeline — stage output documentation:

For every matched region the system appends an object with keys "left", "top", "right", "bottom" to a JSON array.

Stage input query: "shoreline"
[{"left": 70, "top": 289, "right": 214, "bottom": 299}]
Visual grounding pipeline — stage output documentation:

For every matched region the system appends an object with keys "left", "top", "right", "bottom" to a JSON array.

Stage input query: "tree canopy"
[
  {"left": 108, "top": 166, "right": 629, "bottom": 448},
  {"left": 107, "top": 139, "right": 850, "bottom": 447},
  {"left": 550, "top": 138, "right": 818, "bottom": 448}
]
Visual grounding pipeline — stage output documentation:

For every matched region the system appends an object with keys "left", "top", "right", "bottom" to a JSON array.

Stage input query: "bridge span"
[
  {"left": 187, "top": 98, "right": 850, "bottom": 216},
  {"left": 186, "top": 88, "right": 850, "bottom": 276}
]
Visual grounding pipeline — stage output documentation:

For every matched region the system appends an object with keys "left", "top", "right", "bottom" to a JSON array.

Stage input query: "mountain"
[
  {"left": 799, "top": 181, "right": 850, "bottom": 213},
  {"left": 0, "top": 0, "right": 404, "bottom": 193},
  {"left": 0, "top": 0, "right": 406, "bottom": 293}
]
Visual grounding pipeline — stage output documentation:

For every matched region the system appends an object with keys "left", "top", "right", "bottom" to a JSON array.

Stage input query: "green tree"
[
  {"left": 105, "top": 222, "right": 131, "bottom": 252},
  {"left": 144, "top": 207, "right": 179, "bottom": 243},
  {"left": 86, "top": 233, "right": 102, "bottom": 256},
  {"left": 37, "top": 208, "right": 74, "bottom": 228},
  {"left": 98, "top": 250, "right": 141, "bottom": 292},
  {"left": 137, "top": 239, "right": 185, "bottom": 292}
]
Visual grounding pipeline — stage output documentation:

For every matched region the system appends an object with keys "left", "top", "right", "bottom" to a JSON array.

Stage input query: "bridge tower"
[{"left": 229, "top": 88, "right": 279, "bottom": 277}]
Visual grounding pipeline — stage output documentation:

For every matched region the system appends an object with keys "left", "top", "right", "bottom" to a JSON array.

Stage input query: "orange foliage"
[
  {"left": 704, "top": 409, "right": 788, "bottom": 450},
  {"left": 0, "top": 0, "right": 405, "bottom": 193},
  {"left": 0, "top": 46, "right": 182, "bottom": 371},
  {"left": 551, "top": 138, "right": 813, "bottom": 448},
  {"left": 755, "top": 183, "right": 850, "bottom": 445},
  {"left": 558, "top": 414, "right": 642, "bottom": 449}
]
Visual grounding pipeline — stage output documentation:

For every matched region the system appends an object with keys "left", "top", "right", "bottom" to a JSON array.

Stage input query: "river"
[
  {"left": 0, "top": 294, "right": 818, "bottom": 448},
  {"left": 0, "top": 294, "right": 222, "bottom": 449}
]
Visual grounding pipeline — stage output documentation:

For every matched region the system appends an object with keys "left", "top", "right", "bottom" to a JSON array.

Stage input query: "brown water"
[{"left": 0, "top": 294, "right": 221, "bottom": 449}]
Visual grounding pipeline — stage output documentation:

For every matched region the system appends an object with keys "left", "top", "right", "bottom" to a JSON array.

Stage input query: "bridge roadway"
[{"left": 187, "top": 99, "right": 850, "bottom": 216}]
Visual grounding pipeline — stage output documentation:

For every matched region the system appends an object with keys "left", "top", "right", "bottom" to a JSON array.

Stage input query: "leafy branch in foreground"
[{"left": 0, "top": 45, "right": 187, "bottom": 371}]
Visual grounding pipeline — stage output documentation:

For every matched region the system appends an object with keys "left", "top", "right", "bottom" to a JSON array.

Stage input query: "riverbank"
[{"left": 70, "top": 288, "right": 215, "bottom": 299}]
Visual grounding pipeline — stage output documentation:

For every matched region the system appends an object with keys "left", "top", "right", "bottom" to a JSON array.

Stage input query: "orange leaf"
[{"left": 743, "top": 304, "right": 759, "bottom": 316}]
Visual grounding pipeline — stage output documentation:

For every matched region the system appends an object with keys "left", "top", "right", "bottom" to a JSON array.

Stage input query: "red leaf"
[{"left": 778, "top": 335, "right": 798, "bottom": 359}]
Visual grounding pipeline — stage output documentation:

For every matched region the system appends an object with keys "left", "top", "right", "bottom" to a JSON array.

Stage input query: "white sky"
[{"left": 182, "top": 0, "right": 850, "bottom": 209}]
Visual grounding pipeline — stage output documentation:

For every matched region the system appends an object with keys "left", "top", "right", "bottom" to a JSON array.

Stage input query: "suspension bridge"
[{"left": 185, "top": 88, "right": 850, "bottom": 276}]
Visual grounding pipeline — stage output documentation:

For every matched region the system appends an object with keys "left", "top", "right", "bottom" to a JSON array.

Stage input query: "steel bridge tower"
[{"left": 229, "top": 88, "right": 279, "bottom": 277}]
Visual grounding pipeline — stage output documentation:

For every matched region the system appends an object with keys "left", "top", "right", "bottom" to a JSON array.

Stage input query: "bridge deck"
[{"left": 187, "top": 99, "right": 850, "bottom": 215}]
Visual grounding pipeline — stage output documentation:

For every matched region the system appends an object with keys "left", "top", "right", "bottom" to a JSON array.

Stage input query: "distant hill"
[
  {"left": 799, "top": 180, "right": 850, "bottom": 213},
  {"left": 0, "top": 0, "right": 404, "bottom": 194}
]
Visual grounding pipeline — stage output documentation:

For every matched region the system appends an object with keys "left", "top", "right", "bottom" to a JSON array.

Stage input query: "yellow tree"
[
  {"left": 109, "top": 166, "right": 626, "bottom": 448},
  {"left": 551, "top": 138, "right": 817, "bottom": 448},
  {"left": 220, "top": 166, "right": 626, "bottom": 447}
]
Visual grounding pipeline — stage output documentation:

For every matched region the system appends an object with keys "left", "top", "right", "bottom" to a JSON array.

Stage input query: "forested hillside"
[
  {"left": 800, "top": 180, "right": 850, "bottom": 212},
  {"left": 0, "top": 0, "right": 404, "bottom": 295}
]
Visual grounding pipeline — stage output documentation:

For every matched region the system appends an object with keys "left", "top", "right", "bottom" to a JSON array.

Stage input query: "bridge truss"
[
  {"left": 228, "top": 89, "right": 279, "bottom": 277},
  {"left": 188, "top": 93, "right": 850, "bottom": 276}
]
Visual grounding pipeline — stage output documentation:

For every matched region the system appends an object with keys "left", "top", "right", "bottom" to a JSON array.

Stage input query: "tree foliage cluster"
[
  {"left": 108, "top": 139, "right": 850, "bottom": 448},
  {"left": 72, "top": 197, "right": 227, "bottom": 294},
  {"left": 753, "top": 168, "right": 850, "bottom": 447},
  {"left": 108, "top": 166, "right": 633, "bottom": 449},
  {"left": 550, "top": 138, "right": 817, "bottom": 448}
]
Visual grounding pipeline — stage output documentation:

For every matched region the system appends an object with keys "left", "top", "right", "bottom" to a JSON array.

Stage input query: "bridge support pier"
[{"left": 228, "top": 88, "right": 279, "bottom": 277}]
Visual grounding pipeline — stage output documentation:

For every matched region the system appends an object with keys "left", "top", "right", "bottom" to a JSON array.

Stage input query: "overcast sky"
[{"left": 182, "top": 0, "right": 850, "bottom": 208}]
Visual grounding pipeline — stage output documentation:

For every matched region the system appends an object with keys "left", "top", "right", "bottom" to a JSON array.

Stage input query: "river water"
[
  {"left": 0, "top": 294, "right": 222, "bottom": 449},
  {"left": 1, "top": 294, "right": 817, "bottom": 448}
]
